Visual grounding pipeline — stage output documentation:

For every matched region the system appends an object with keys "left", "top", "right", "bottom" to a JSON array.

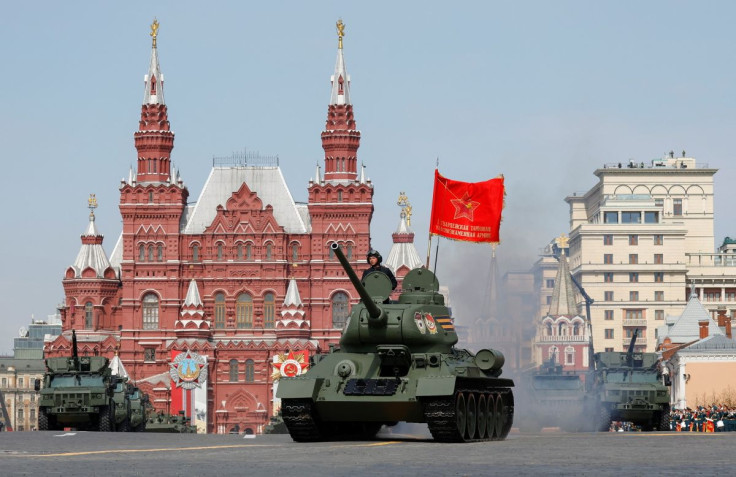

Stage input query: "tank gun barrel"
[
  {"left": 71, "top": 329, "right": 79, "bottom": 365},
  {"left": 626, "top": 328, "right": 639, "bottom": 366},
  {"left": 330, "top": 243, "right": 383, "bottom": 320}
]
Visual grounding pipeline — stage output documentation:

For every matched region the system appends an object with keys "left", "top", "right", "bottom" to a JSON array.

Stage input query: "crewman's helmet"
[{"left": 366, "top": 249, "right": 382, "bottom": 264}]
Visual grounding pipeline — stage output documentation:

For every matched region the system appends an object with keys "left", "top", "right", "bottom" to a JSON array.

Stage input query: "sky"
[{"left": 2, "top": 1, "right": 736, "bottom": 353}]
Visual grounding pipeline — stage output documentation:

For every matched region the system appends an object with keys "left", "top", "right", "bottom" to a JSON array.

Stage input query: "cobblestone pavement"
[{"left": 0, "top": 427, "right": 733, "bottom": 476}]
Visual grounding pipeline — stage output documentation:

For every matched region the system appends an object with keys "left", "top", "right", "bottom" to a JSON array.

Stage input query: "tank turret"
[{"left": 277, "top": 242, "right": 514, "bottom": 443}]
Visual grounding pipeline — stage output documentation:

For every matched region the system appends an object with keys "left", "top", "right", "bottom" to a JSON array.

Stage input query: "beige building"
[
  {"left": 565, "top": 153, "right": 718, "bottom": 352},
  {"left": 0, "top": 358, "right": 44, "bottom": 431}
]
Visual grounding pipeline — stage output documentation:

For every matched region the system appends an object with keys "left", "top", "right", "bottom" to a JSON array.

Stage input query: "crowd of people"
[{"left": 668, "top": 405, "right": 736, "bottom": 432}]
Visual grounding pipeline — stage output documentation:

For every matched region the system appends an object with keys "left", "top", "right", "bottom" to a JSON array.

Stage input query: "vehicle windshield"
[
  {"left": 49, "top": 375, "right": 105, "bottom": 387},
  {"left": 605, "top": 370, "right": 660, "bottom": 384},
  {"left": 532, "top": 376, "right": 582, "bottom": 390}
]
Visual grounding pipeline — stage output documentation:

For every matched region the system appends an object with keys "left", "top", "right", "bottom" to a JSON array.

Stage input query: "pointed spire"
[
  {"left": 321, "top": 19, "right": 361, "bottom": 183},
  {"left": 360, "top": 162, "right": 366, "bottom": 184},
  {"left": 330, "top": 19, "right": 351, "bottom": 106},
  {"left": 280, "top": 278, "right": 305, "bottom": 320},
  {"left": 143, "top": 19, "right": 165, "bottom": 105},
  {"left": 128, "top": 165, "right": 134, "bottom": 185},
  {"left": 180, "top": 279, "right": 204, "bottom": 318},
  {"left": 135, "top": 19, "right": 175, "bottom": 185},
  {"left": 548, "top": 235, "right": 579, "bottom": 316},
  {"left": 72, "top": 194, "right": 113, "bottom": 278},
  {"left": 314, "top": 162, "right": 321, "bottom": 184},
  {"left": 386, "top": 193, "right": 423, "bottom": 274}
]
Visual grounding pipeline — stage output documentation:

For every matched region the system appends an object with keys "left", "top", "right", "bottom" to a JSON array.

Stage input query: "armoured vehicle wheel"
[
  {"left": 133, "top": 420, "right": 147, "bottom": 432},
  {"left": 598, "top": 406, "right": 611, "bottom": 432},
  {"left": 492, "top": 394, "right": 504, "bottom": 440},
  {"left": 38, "top": 408, "right": 49, "bottom": 431},
  {"left": 282, "top": 399, "right": 326, "bottom": 442},
  {"left": 118, "top": 418, "right": 131, "bottom": 432},
  {"left": 466, "top": 393, "right": 477, "bottom": 439},
  {"left": 455, "top": 393, "right": 467, "bottom": 439},
  {"left": 99, "top": 406, "right": 113, "bottom": 432},
  {"left": 497, "top": 393, "right": 514, "bottom": 441},
  {"left": 476, "top": 394, "right": 487, "bottom": 439},
  {"left": 658, "top": 406, "right": 671, "bottom": 431}
]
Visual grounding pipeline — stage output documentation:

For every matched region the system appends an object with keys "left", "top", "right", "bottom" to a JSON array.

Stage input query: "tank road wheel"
[
  {"left": 38, "top": 408, "right": 49, "bottom": 431},
  {"left": 486, "top": 394, "right": 498, "bottom": 439},
  {"left": 281, "top": 399, "right": 325, "bottom": 442},
  {"left": 476, "top": 393, "right": 487, "bottom": 439},
  {"left": 99, "top": 406, "right": 113, "bottom": 432},
  {"left": 455, "top": 392, "right": 467, "bottom": 439},
  {"left": 466, "top": 393, "right": 477, "bottom": 439},
  {"left": 497, "top": 392, "right": 514, "bottom": 440},
  {"left": 657, "top": 405, "right": 671, "bottom": 432}
]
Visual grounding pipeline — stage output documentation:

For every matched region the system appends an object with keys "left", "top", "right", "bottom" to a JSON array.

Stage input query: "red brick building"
[{"left": 46, "top": 21, "right": 384, "bottom": 434}]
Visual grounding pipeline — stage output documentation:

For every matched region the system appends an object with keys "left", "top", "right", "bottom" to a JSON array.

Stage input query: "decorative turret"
[
  {"left": 385, "top": 192, "right": 423, "bottom": 278},
  {"left": 276, "top": 278, "right": 310, "bottom": 339},
  {"left": 69, "top": 194, "right": 115, "bottom": 279},
  {"left": 176, "top": 279, "right": 210, "bottom": 338},
  {"left": 134, "top": 19, "right": 175, "bottom": 184},
  {"left": 321, "top": 19, "right": 361, "bottom": 183}
]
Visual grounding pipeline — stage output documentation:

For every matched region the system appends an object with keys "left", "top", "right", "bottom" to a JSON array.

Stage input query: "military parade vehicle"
[
  {"left": 278, "top": 243, "right": 514, "bottom": 442},
  {"left": 589, "top": 329, "right": 671, "bottom": 431},
  {"left": 144, "top": 410, "right": 197, "bottom": 433},
  {"left": 515, "top": 355, "right": 587, "bottom": 432},
  {"left": 36, "top": 330, "right": 149, "bottom": 432}
]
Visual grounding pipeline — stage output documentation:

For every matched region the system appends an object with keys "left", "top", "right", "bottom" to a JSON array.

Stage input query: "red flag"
[{"left": 429, "top": 169, "right": 504, "bottom": 243}]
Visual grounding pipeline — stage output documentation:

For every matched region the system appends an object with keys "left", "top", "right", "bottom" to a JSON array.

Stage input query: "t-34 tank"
[{"left": 278, "top": 243, "right": 514, "bottom": 442}]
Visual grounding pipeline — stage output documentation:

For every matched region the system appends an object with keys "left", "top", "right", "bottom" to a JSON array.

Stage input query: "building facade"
[
  {"left": 45, "top": 20, "right": 393, "bottom": 434},
  {"left": 0, "top": 359, "right": 45, "bottom": 431},
  {"left": 565, "top": 153, "right": 719, "bottom": 352}
]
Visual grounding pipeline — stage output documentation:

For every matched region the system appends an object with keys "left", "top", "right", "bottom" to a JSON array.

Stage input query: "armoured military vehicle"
[
  {"left": 515, "top": 355, "right": 587, "bottom": 432},
  {"left": 111, "top": 379, "right": 149, "bottom": 432},
  {"left": 144, "top": 410, "right": 197, "bottom": 433},
  {"left": 589, "top": 329, "right": 670, "bottom": 431},
  {"left": 36, "top": 331, "right": 117, "bottom": 431},
  {"left": 278, "top": 243, "right": 514, "bottom": 442}
]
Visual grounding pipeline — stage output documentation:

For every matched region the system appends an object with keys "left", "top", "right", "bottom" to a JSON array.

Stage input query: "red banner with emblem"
[{"left": 429, "top": 169, "right": 505, "bottom": 243}]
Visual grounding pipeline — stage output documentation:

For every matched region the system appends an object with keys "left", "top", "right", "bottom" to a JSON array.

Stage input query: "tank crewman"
[{"left": 362, "top": 249, "right": 398, "bottom": 290}]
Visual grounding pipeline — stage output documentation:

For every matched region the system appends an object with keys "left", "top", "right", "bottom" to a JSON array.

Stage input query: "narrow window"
[
  {"left": 605, "top": 329, "right": 614, "bottom": 339},
  {"left": 654, "top": 235, "right": 664, "bottom": 245},
  {"left": 629, "top": 235, "right": 638, "bottom": 245},
  {"left": 291, "top": 244, "right": 298, "bottom": 262},
  {"left": 214, "top": 293, "right": 226, "bottom": 329},
  {"left": 546, "top": 279, "right": 555, "bottom": 288},
  {"left": 217, "top": 243, "right": 223, "bottom": 261},
  {"left": 655, "top": 310, "right": 665, "bottom": 320},
  {"left": 629, "top": 272, "right": 638, "bottom": 283},
  {"left": 266, "top": 243, "right": 273, "bottom": 261},
  {"left": 237, "top": 244, "right": 244, "bottom": 260},
  {"left": 245, "top": 359, "right": 255, "bottom": 382},
  {"left": 604, "top": 310, "right": 614, "bottom": 321},
  {"left": 604, "top": 291, "right": 614, "bottom": 301},
  {"left": 673, "top": 199, "right": 683, "bottom": 216},
  {"left": 347, "top": 243, "right": 353, "bottom": 260},
  {"left": 246, "top": 243, "right": 252, "bottom": 260},
  {"left": 148, "top": 191, "right": 154, "bottom": 203},
  {"left": 654, "top": 272, "right": 664, "bottom": 283},
  {"left": 85, "top": 302, "right": 94, "bottom": 329},
  {"left": 142, "top": 293, "right": 159, "bottom": 330},
  {"left": 655, "top": 291, "right": 664, "bottom": 301},
  {"left": 629, "top": 254, "right": 638, "bottom": 264},
  {"left": 139, "top": 244, "right": 145, "bottom": 261},
  {"left": 604, "top": 273, "right": 613, "bottom": 283},
  {"left": 263, "top": 293, "right": 275, "bottom": 328},
  {"left": 604, "top": 254, "right": 613, "bottom": 264},
  {"left": 192, "top": 244, "right": 199, "bottom": 261},
  {"left": 157, "top": 244, "right": 163, "bottom": 262},
  {"left": 236, "top": 294, "right": 253, "bottom": 329},
  {"left": 603, "top": 235, "right": 613, "bottom": 245},
  {"left": 229, "top": 359, "right": 239, "bottom": 382},
  {"left": 654, "top": 253, "right": 663, "bottom": 264},
  {"left": 332, "top": 292, "right": 349, "bottom": 328},
  {"left": 630, "top": 291, "right": 639, "bottom": 301},
  {"left": 148, "top": 245, "right": 154, "bottom": 262}
]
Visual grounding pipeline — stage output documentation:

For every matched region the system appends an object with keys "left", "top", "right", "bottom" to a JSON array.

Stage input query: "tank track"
[
  {"left": 423, "top": 384, "right": 514, "bottom": 443},
  {"left": 281, "top": 399, "right": 324, "bottom": 442}
]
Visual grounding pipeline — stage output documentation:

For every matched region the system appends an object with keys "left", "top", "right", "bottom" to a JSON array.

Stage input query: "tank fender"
[
  {"left": 276, "top": 377, "right": 322, "bottom": 400},
  {"left": 416, "top": 376, "right": 456, "bottom": 397}
]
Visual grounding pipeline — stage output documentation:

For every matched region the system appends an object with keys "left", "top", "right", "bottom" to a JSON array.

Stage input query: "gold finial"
[
  {"left": 555, "top": 233, "right": 569, "bottom": 253},
  {"left": 88, "top": 193, "right": 98, "bottom": 220},
  {"left": 150, "top": 18, "right": 160, "bottom": 48},
  {"left": 336, "top": 19, "right": 345, "bottom": 49},
  {"left": 397, "top": 191, "right": 412, "bottom": 227}
]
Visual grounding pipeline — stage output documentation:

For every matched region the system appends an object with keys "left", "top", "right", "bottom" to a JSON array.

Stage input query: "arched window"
[
  {"left": 332, "top": 292, "right": 349, "bottom": 328},
  {"left": 85, "top": 302, "right": 94, "bottom": 329},
  {"left": 573, "top": 322, "right": 580, "bottom": 336},
  {"left": 192, "top": 244, "right": 199, "bottom": 261},
  {"left": 237, "top": 243, "right": 243, "bottom": 261},
  {"left": 347, "top": 243, "right": 353, "bottom": 260},
  {"left": 148, "top": 245, "right": 154, "bottom": 262},
  {"left": 142, "top": 293, "right": 159, "bottom": 330},
  {"left": 245, "top": 243, "right": 252, "bottom": 260},
  {"left": 546, "top": 323, "right": 553, "bottom": 336},
  {"left": 148, "top": 191, "right": 154, "bottom": 203},
  {"left": 337, "top": 190, "right": 343, "bottom": 202},
  {"left": 139, "top": 244, "right": 145, "bottom": 261},
  {"left": 263, "top": 293, "right": 275, "bottom": 328},
  {"left": 157, "top": 244, "right": 163, "bottom": 262},
  {"left": 266, "top": 243, "right": 273, "bottom": 261},
  {"left": 229, "top": 359, "right": 238, "bottom": 382},
  {"left": 217, "top": 243, "right": 223, "bottom": 261},
  {"left": 236, "top": 294, "right": 253, "bottom": 329},
  {"left": 565, "top": 347, "right": 575, "bottom": 366},
  {"left": 214, "top": 293, "right": 226, "bottom": 329},
  {"left": 558, "top": 322, "right": 564, "bottom": 336},
  {"left": 291, "top": 244, "right": 298, "bottom": 262},
  {"left": 329, "top": 245, "right": 335, "bottom": 260},
  {"left": 245, "top": 359, "right": 255, "bottom": 382}
]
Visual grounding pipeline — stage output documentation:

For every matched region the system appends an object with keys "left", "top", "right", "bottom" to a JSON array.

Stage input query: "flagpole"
[
  {"left": 426, "top": 233, "right": 433, "bottom": 268},
  {"left": 433, "top": 237, "right": 440, "bottom": 276}
]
